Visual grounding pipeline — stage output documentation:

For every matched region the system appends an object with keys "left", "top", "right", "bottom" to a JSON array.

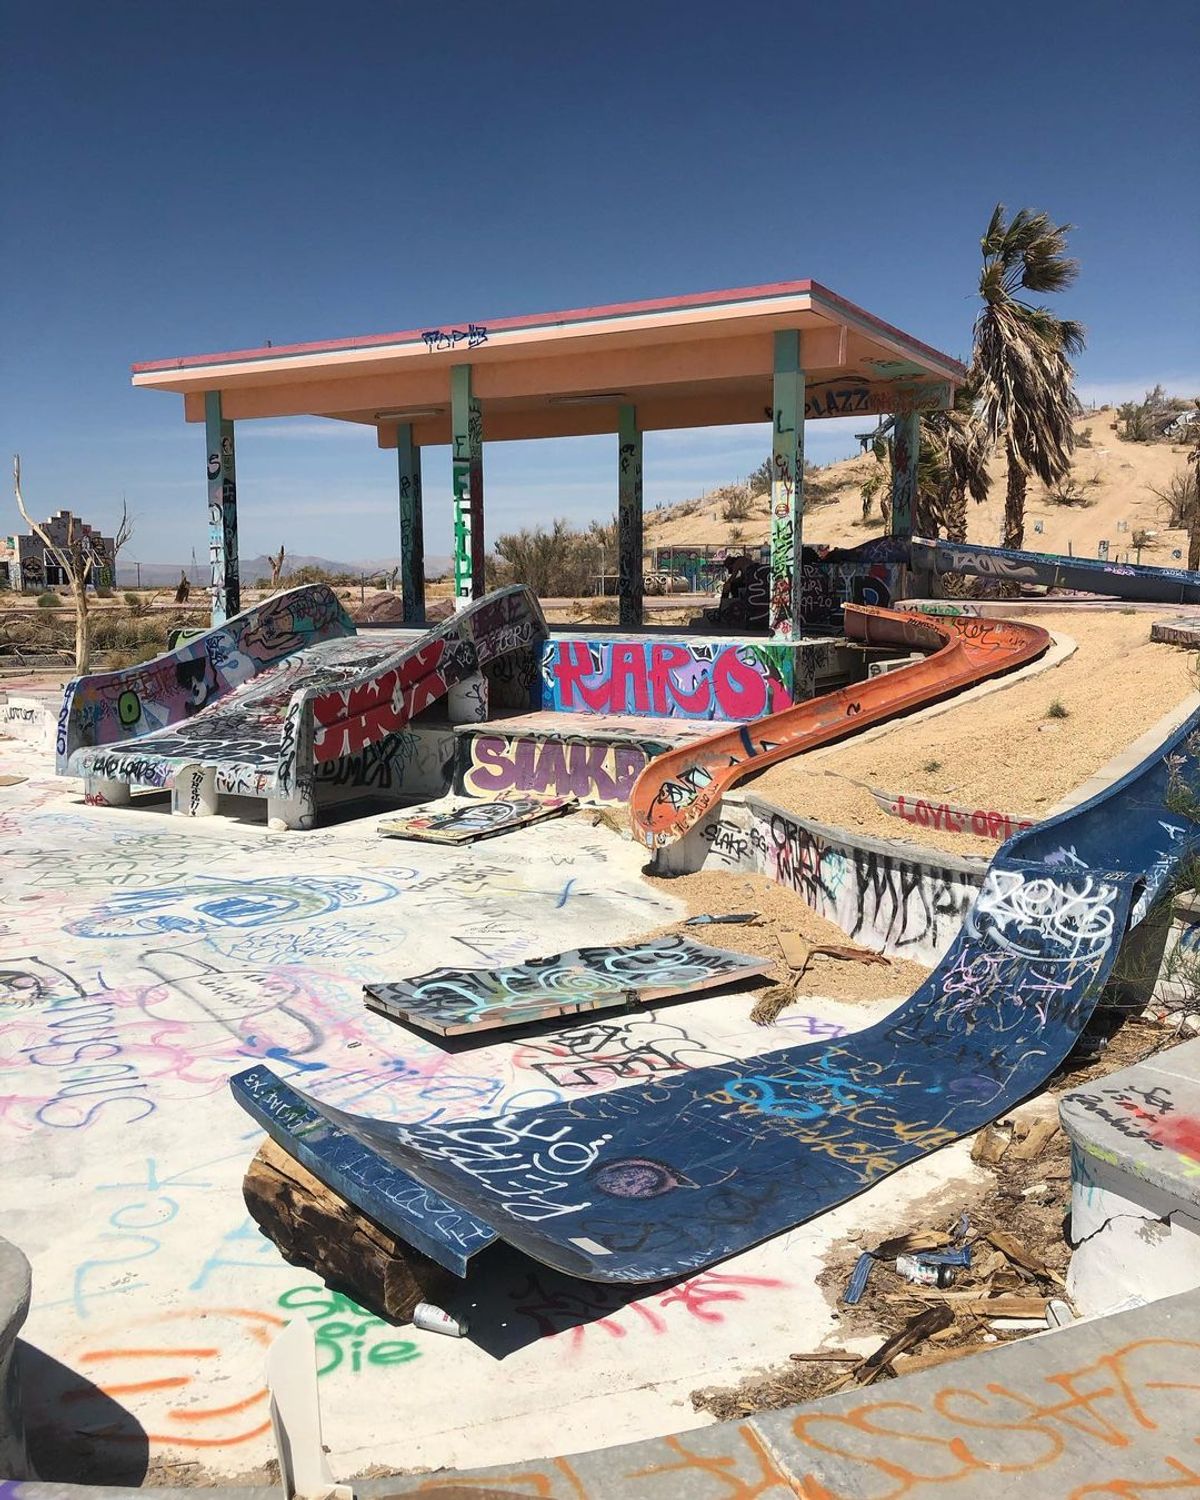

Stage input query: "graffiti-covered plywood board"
[
  {"left": 377, "top": 796, "right": 575, "bottom": 845},
  {"left": 363, "top": 933, "right": 772, "bottom": 1037}
]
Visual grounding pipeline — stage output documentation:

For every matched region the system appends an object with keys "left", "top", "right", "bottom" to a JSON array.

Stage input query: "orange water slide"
[{"left": 630, "top": 605, "right": 1051, "bottom": 848}]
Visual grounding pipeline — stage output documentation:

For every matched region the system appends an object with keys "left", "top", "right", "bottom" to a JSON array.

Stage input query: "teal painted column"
[
  {"left": 204, "top": 391, "right": 240, "bottom": 625},
  {"left": 451, "top": 364, "right": 484, "bottom": 606},
  {"left": 890, "top": 410, "right": 919, "bottom": 538},
  {"left": 618, "top": 404, "right": 644, "bottom": 629},
  {"left": 769, "top": 331, "right": 805, "bottom": 639},
  {"left": 396, "top": 423, "right": 425, "bottom": 624}
]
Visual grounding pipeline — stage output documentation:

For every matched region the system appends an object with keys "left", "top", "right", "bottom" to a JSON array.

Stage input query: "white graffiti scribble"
[{"left": 968, "top": 869, "right": 1118, "bottom": 963}]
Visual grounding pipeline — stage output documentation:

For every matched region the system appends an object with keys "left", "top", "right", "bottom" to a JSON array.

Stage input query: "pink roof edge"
[{"left": 131, "top": 279, "right": 966, "bottom": 379}]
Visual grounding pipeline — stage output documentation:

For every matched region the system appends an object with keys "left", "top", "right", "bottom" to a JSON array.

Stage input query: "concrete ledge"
[
  {"left": 1062, "top": 1038, "right": 1200, "bottom": 1316},
  {"left": 10, "top": 1291, "right": 1198, "bottom": 1498},
  {"left": 1, "top": 1234, "right": 32, "bottom": 1479},
  {"left": 1152, "top": 615, "right": 1200, "bottom": 645},
  {"left": 655, "top": 790, "right": 986, "bottom": 965}
]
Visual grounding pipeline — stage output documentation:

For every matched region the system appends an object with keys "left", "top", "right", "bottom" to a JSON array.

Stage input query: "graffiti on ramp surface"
[
  {"left": 377, "top": 796, "right": 575, "bottom": 845},
  {"left": 233, "top": 704, "right": 1200, "bottom": 1283},
  {"left": 362, "top": 934, "right": 773, "bottom": 1037}
]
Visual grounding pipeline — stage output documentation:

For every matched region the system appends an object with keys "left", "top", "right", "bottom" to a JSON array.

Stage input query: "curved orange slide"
[{"left": 630, "top": 604, "right": 1050, "bottom": 849}]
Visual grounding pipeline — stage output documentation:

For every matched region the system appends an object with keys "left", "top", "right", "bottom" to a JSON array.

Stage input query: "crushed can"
[{"left": 412, "top": 1301, "right": 469, "bottom": 1337}]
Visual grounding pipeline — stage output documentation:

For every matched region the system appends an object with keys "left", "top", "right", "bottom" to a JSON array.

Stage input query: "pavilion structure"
[{"left": 131, "top": 280, "right": 964, "bottom": 636}]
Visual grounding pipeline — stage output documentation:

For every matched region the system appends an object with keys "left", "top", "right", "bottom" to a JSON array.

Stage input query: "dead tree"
[
  {"left": 174, "top": 569, "right": 191, "bottom": 604},
  {"left": 269, "top": 545, "right": 286, "bottom": 589},
  {"left": 12, "top": 455, "right": 133, "bottom": 674}
]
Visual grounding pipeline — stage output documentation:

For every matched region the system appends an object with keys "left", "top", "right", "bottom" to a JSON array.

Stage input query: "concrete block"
[{"left": 1061, "top": 1038, "right": 1200, "bottom": 1315}]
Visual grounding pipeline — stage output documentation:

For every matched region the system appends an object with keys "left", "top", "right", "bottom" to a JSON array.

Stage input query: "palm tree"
[
  {"left": 919, "top": 377, "right": 992, "bottom": 542},
  {"left": 973, "top": 205, "right": 1086, "bottom": 551}
]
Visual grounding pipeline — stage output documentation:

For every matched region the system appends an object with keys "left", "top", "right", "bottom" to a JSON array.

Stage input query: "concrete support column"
[
  {"left": 205, "top": 392, "right": 240, "bottom": 626},
  {"left": 446, "top": 671, "right": 489, "bottom": 724},
  {"left": 172, "top": 765, "right": 219, "bottom": 817},
  {"left": 84, "top": 776, "right": 130, "bottom": 808},
  {"left": 451, "top": 365, "right": 484, "bottom": 608},
  {"left": 769, "top": 331, "right": 805, "bottom": 640},
  {"left": 397, "top": 423, "right": 425, "bottom": 624},
  {"left": 267, "top": 788, "right": 316, "bottom": 832},
  {"left": 618, "top": 405, "right": 644, "bottom": 630},
  {"left": 890, "top": 410, "right": 919, "bottom": 539}
]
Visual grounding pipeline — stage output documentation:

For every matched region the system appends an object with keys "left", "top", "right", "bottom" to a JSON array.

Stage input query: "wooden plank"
[{"left": 243, "top": 1138, "right": 452, "bottom": 1323}]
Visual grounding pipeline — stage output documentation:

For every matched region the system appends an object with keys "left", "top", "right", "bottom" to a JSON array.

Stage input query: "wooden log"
[{"left": 243, "top": 1137, "right": 453, "bottom": 1323}]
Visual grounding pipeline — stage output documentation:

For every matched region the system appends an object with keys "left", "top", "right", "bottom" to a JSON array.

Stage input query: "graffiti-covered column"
[
  {"left": 890, "top": 409, "right": 919, "bottom": 540},
  {"left": 769, "top": 330, "right": 805, "bottom": 639},
  {"left": 618, "top": 404, "right": 644, "bottom": 629},
  {"left": 397, "top": 423, "right": 425, "bottom": 624},
  {"left": 204, "top": 391, "right": 240, "bottom": 626},
  {"left": 451, "top": 364, "right": 484, "bottom": 607}
]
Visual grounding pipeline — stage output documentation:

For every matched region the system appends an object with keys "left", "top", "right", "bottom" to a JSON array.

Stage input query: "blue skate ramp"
[{"left": 233, "top": 706, "right": 1200, "bottom": 1283}]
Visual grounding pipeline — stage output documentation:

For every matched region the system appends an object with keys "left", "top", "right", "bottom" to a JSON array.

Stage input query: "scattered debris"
[
  {"left": 752, "top": 936, "right": 891, "bottom": 1023},
  {"left": 684, "top": 912, "right": 760, "bottom": 926},
  {"left": 971, "top": 1120, "right": 1014, "bottom": 1164},
  {"left": 1010, "top": 1115, "right": 1062, "bottom": 1161},
  {"left": 412, "top": 1302, "right": 469, "bottom": 1338}
]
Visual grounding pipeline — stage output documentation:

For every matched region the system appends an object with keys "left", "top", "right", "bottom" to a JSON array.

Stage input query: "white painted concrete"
[{"left": 0, "top": 736, "right": 989, "bottom": 1481}]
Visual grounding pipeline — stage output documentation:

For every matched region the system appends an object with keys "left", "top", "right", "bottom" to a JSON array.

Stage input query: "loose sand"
[
  {"left": 645, "top": 868, "right": 931, "bottom": 1005},
  {"left": 748, "top": 609, "right": 1196, "bottom": 857},
  {"left": 645, "top": 413, "right": 1196, "bottom": 561}
]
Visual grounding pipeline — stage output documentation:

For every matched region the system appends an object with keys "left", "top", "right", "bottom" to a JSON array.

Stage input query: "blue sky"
[{"left": 2, "top": 0, "right": 1197, "bottom": 566}]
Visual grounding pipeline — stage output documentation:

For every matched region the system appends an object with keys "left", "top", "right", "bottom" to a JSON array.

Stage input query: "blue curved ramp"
[
  {"left": 913, "top": 536, "right": 1200, "bottom": 604},
  {"left": 233, "top": 707, "right": 1200, "bottom": 1283}
]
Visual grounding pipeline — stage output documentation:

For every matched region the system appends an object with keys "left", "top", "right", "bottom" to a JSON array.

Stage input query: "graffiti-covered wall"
[
  {"left": 456, "top": 729, "right": 671, "bottom": 806},
  {"left": 656, "top": 794, "right": 985, "bottom": 966},
  {"left": 57, "top": 585, "right": 356, "bottom": 769},
  {"left": 538, "top": 638, "right": 799, "bottom": 721}
]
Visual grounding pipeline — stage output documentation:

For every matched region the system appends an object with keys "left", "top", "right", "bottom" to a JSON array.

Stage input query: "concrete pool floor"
[{"left": 0, "top": 734, "right": 988, "bottom": 1484}]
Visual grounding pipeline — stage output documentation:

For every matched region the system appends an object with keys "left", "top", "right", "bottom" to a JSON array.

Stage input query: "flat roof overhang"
[{"left": 131, "top": 280, "right": 965, "bottom": 447}]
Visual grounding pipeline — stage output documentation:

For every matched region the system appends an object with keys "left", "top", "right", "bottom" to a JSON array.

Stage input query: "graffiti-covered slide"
[
  {"left": 913, "top": 536, "right": 1200, "bottom": 604},
  {"left": 629, "top": 605, "right": 1050, "bottom": 849},
  {"left": 233, "top": 696, "right": 1200, "bottom": 1283},
  {"left": 60, "top": 584, "right": 546, "bottom": 829}
]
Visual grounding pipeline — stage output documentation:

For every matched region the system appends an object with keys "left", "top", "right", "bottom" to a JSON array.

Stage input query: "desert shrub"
[
  {"left": 1045, "top": 471, "right": 1096, "bottom": 507},
  {"left": 36, "top": 592, "right": 62, "bottom": 609},
  {"left": 1117, "top": 385, "right": 1192, "bottom": 443},
  {"left": 747, "top": 458, "right": 774, "bottom": 497},
  {"left": 1046, "top": 699, "right": 1070, "bottom": 720},
  {"left": 492, "top": 517, "right": 618, "bottom": 598},
  {"left": 1076, "top": 426, "right": 1093, "bottom": 447},
  {"left": 1132, "top": 528, "right": 1157, "bottom": 551},
  {"left": 720, "top": 491, "right": 753, "bottom": 522},
  {"left": 1151, "top": 467, "right": 1200, "bottom": 528}
]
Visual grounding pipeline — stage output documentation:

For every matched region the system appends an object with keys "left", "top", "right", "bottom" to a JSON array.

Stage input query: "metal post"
[
  {"left": 769, "top": 330, "right": 805, "bottom": 639},
  {"left": 204, "top": 391, "right": 240, "bottom": 625},
  {"left": 451, "top": 364, "right": 483, "bottom": 607},
  {"left": 618, "top": 404, "right": 644, "bottom": 629},
  {"left": 396, "top": 422, "right": 425, "bottom": 624},
  {"left": 890, "top": 409, "right": 919, "bottom": 539}
]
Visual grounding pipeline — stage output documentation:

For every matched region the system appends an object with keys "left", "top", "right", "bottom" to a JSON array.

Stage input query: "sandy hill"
[{"left": 645, "top": 411, "right": 1196, "bottom": 564}]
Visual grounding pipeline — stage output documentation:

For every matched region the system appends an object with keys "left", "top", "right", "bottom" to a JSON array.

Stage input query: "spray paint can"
[{"left": 412, "top": 1302, "right": 468, "bottom": 1337}]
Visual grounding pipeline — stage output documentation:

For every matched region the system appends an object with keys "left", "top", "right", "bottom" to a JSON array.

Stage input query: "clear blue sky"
[{"left": 2, "top": 0, "right": 1197, "bottom": 566}]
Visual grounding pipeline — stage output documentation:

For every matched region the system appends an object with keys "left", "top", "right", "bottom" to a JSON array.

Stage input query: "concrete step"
[{"left": 1060, "top": 1036, "right": 1200, "bottom": 1316}]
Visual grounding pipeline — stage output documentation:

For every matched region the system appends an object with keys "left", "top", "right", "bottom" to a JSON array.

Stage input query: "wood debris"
[
  {"left": 970, "top": 1121, "right": 1014, "bottom": 1165},
  {"left": 1009, "top": 1115, "right": 1061, "bottom": 1161}
]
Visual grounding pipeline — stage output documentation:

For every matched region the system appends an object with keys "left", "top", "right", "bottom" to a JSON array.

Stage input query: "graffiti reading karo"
[
  {"left": 233, "top": 703, "right": 1200, "bottom": 1284},
  {"left": 377, "top": 797, "right": 575, "bottom": 846},
  {"left": 363, "top": 934, "right": 773, "bottom": 1037}
]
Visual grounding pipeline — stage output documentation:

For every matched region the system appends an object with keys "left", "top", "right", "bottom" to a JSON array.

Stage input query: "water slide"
[
  {"left": 913, "top": 536, "right": 1200, "bottom": 604},
  {"left": 629, "top": 604, "right": 1051, "bottom": 849},
  {"left": 233, "top": 702, "right": 1200, "bottom": 1282},
  {"left": 60, "top": 583, "right": 546, "bottom": 826}
]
